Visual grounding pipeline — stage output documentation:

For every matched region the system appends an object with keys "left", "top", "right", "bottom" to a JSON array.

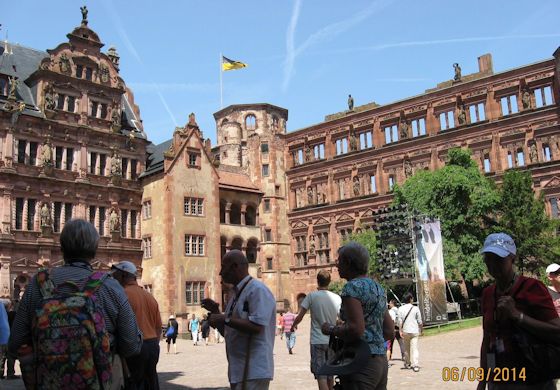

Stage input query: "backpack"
[{"left": 33, "top": 270, "right": 112, "bottom": 390}]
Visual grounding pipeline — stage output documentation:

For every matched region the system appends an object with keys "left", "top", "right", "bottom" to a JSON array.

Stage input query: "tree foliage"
[
  {"left": 393, "top": 148, "right": 500, "bottom": 284},
  {"left": 495, "top": 170, "right": 560, "bottom": 274}
]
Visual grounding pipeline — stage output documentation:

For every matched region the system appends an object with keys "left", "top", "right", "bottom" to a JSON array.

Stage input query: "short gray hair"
[
  {"left": 338, "top": 242, "right": 370, "bottom": 274},
  {"left": 60, "top": 219, "right": 99, "bottom": 263}
]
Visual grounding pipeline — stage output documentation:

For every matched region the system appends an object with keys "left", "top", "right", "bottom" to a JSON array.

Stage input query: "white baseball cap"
[{"left": 546, "top": 263, "right": 560, "bottom": 274}]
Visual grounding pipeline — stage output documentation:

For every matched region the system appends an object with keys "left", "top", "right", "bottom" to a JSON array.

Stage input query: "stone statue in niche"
[
  {"left": 453, "top": 63, "right": 462, "bottom": 81},
  {"left": 59, "top": 53, "right": 71, "bottom": 74},
  {"left": 399, "top": 119, "right": 409, "bottom": 139},
  {"left": 43, "top": 83, "right": 56, "bottom": 111},
  {"left": 40, "top": 203, "right": 52, "bottom": 227},
  {"left": 457, "top": 105, "right": 467, "bottom": 125},
  {"left": 353, "top": 176, "right": 361, "bottom": 197},
  {"left": 111, "top": 106, "right": 121, "bottom": 132},
  {"left": 305, "top": 144, "right": 313, "bottom": 162},
  {"left": 7, "top": 76, "right": 18, "bottom": 100},
  {"left": 309, "top": 235, "right": 316, "bottom": 256},
  {"left": 349, "top": 127, "right": 357, "bottom": 151},
  {"left": 41, "top": 138, "right": 53, "bottom": 167},
  {"left": 529, "top": 141, "right": 538, "bottom": 163},
  {"left": 522, "top": 90, "right": 532, "bottom": 110},
  {"left": 348, "top": 94, "right": 354, "bottom": 111},
  {"left": 80, "top": 6, "right": 88, "bottom": 25},
  {"left": 404, "top": 159, "right": 413, "bottom": 178},
  {"left": 307, "top": 186, "right": 314, "bottom": 205},
  {"left": 100, "top": 65, "right": 110, "bottom": 83},
  {"left": 110, "top": 149, "right": 122, "bottom": 176},
  {"left": 109, "top": 209, "right": 120, "bottom": 232}
]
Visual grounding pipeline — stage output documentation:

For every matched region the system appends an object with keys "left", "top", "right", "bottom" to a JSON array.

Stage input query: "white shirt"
[
  {"left": 389, "top": 306, "right": 398, "bottom": 322},
  {"left": 300, "top": 289, "right": 342, "bottom": 345},
  {"left": 224, "top": 275, "right": 276, "bottom": 384},
  {"left": 397, "top": 303, "right": 422, "bottom": 334}
]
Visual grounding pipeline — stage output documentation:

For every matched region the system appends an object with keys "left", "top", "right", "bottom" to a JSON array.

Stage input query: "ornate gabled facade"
[
  {"left": 284, "top": 50, "right": 560, "bottom": 301},
  {"left": 0, "top": 9, "right": 149, "bottom": 300}
]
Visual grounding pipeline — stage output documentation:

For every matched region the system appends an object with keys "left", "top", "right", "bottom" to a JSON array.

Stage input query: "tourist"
[
  {"left": 545, "top": 263, "right": 560, "bottom": 316},
  {"left": 477, "top": 233, "right": 560, "bottom": 389},
  {"left": 0, "top": 299, "right": 17, "bottom": 380},
  {"left": 189, "top": 314, "right": 200, "bottom": 346},
  {"left": 397, "top": 293, "right": 423, "bottom": 372},
  {"left": 283, "top": 309, "right": 297, "bottom": 354},
  {"left": 321, "top": 242, "right": 394, "bottom": 390},
  {"left": 0, "top": 301, "right": 9, "bottom": 379},
  {"left": 112, "top": 261, "right": 162, "bottom": 390},
  {"left": 166, "top": 315, "right": 179, "bottom": 354},
  {"left": 200, "top": 314, "right": 210, "bottom": 346},
  {"left": 9, "top": 219, "right": 142, "bottom": 388},
  {"left": 277, "top": 312, "right": 284, "bottom": 339},
  {"left": 202, "top": 250, "right": 276, "bottom": 390},
  {"left": 291, "top": 269, "right": 341, "bottom": 390},
  {"left": 387, "top": 299, "right": 405, "bottom": 362}
]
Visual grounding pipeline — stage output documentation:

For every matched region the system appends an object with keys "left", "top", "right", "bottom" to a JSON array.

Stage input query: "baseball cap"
[
  {"left": 546, "top": 263, "right": 560, "bottom": 274},
  {"left": 111, "top": 261, "right": 137, "bottom": 276},
  {"left": 481, "top": 233, "right": 516, "bottom": 258}
]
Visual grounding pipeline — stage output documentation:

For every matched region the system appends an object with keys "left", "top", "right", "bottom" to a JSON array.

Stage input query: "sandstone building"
[
  {"left": 284, "top": 50, "right": 560, "bottom": 301},
  {"left": 0, "top": 11, "right": 148, "bottom": 299}
]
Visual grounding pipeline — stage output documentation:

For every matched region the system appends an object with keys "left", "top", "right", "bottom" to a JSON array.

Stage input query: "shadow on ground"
[{"left": 159, "top": 371, "right": 228, "bottom": 390}]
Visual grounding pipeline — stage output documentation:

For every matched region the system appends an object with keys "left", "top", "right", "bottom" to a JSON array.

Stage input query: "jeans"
[{"left": 284, "top": 332, "right": 296, "bottom": 350}]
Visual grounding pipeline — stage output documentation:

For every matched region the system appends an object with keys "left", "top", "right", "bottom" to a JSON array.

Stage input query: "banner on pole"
[{"left": 415, "top": 220, "right": 448, "bottom": 324}]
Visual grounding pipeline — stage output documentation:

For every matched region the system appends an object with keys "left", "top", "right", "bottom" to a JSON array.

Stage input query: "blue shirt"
[
  {"left": 0, "top": 304, "right": 9, "bottom": 345},
  {"left": 340, "top": 277, "right": 387, "bottom": 355},
  {"left": 189, "top": 318, "right": 199, "bottom": 332}
]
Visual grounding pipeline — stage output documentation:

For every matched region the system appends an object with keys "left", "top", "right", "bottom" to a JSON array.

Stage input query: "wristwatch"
[{"left": 225, "top": 317, "right": 232, "bottom": 327}]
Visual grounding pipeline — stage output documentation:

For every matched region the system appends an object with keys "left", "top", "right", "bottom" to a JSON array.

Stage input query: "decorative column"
[
  {"left": 225, "top": 202, "right": 232, "bottom": 224},
  {"left": 241, "top": 204, "right": 247, "bottom": 226}
]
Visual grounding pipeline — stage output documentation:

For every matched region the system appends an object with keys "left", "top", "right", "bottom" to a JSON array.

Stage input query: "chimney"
[{"left": 478, "top": 54, "right": 493, "bottom": 75}]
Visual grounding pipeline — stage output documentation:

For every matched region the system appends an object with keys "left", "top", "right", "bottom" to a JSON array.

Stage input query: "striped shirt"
[
  {"left": 9, "top": 262, "right": 143, "bottom": 358},
  {"left": 282, "top": 311, "right": 296, "bottom": 333}
]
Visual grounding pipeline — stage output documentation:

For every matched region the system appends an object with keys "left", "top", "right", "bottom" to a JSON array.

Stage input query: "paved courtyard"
[{"left": 2, "top": 317, "right": 499, "bottom": 390}]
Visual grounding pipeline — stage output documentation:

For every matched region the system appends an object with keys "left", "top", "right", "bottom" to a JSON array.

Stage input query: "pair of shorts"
[
  {"left": 166, "top": 336, "right": 177, "bottom": 344},
  {"left": 310, "top": 344, "right": 333, "bottom": 380}
]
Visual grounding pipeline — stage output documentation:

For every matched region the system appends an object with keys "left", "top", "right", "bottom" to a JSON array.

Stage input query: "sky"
[{"left": 3, "top": 0, "right": 560, "bottom": 146}]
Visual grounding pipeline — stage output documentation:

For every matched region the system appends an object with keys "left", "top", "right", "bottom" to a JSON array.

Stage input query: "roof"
[
  {"left": 140, "top": 139, "right": 172, "bottom": 178},
  {"left": 218, "top": 169, "right": 262, "bottom": 194},
  {"left": 0, "top": 41, "right": 147, "bottom": 139},
  {"left": 214, "top": 103, "right": 288, "bottom": 120}
]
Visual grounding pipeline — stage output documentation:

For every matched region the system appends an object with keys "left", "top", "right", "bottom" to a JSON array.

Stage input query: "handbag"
[
  {"left": 165, "top": 325, "right": 175, "bottom": 338},
  {"left": 316, "top": 335, "right": 371, "bottom": 376},
  {"left": 510, "top": 279, "right": 560, "bottom": 381}
]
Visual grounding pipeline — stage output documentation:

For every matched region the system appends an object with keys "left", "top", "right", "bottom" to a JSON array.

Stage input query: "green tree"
[
  {"left": 393, "top": 148, "right": 500, "bottom": 292},
  {"left": 496, "top": 170, "right": 560, "bottom": 274}
]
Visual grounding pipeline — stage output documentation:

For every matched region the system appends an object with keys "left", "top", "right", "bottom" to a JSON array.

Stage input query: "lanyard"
[{"left": 226, "top": 277, "right": 253, "bottom": 318}]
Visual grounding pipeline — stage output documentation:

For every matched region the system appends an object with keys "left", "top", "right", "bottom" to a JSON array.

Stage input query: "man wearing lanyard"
[{"left": 202, "top": 250, "right": 276, "bottom": 390}]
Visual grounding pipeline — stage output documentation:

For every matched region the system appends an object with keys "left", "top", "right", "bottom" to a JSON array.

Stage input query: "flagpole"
[{"left": 219, "top": 52, "right": 223, "bottom": 109}]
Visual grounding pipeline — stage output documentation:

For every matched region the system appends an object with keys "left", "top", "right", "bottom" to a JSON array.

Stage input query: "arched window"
[
  {"left": 245, "top": 114, "right": 256, "bottom": 131},
  {"left": 230, "top": 203, "right": 241, "bottom": 225},
  {"left": 246, "top": 238, "right": 258, "bottom": 263},
  {"left": 245, "top": 205, "right": 256, "bottom": 226}
]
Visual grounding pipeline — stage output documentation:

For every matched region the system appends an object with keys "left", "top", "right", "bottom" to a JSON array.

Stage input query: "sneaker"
[
  {"left": 404, "top": 364, "right": 412, "bottom": 369},
  {"left": 289, "top": 348, "right": 293, "bottom": 355},
  {"left": 413, "top": 366, "right": 420, "bottom": 372}
]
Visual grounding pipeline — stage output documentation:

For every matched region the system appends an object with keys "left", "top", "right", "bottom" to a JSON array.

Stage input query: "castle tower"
[{"left": 213, "top": 104, "right": 292, "bottom": 309}]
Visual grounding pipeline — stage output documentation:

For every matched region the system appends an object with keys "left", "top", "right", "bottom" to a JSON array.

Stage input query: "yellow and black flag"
[{"left": 222, "top": 56, "right": 248, "bottom": 71}]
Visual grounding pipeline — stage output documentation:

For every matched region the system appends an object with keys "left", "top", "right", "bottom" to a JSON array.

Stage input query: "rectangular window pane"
[
  {"left": 99, "top": 207, "right": 105, "bottom": 236},
  {"left": 198, "top": 236, "right": 204, "bottom": 256},
  {"left": 184, "top": 198, "right": 190, "bottom": 215},
  {"left": 199, "top": 283, "right": 205, "bottom": 302},
  {"left": 262, "top": 164, "right": 269, "bottom": 176},
  {"left": 17, "top": 140, "right": 26, "bottom": 164},
  {"left": 27, "top": 199, "right": 36, "bottom": 231},
  {"left": 186, "top": 283, "right": 192, "bottom": 304},
  {"left": 122, "top": 158, "right": 129, "bottom": 178},
  {"left": 91, "top": 101, "right": 98, "bottom": 117},
  {"left": 448, "top": 112, "right": 455, "bottom": 128},
  {"left": 15, "top": 198, "right": 24, "bottom": 230},
  {"left": 130, "top": 210, "right": 137, "bottom": 238},
  {"left": 478, "top": 103, "right": 486, "bottom": 121},
  {"left": 66, "top": 148, "right": 74, "bottom": 170},
  {"left": 99, "top": 154, "right": 107, "bottom": 176},
  {"left": 55, "top": 147, "right": 63, "bottom": 169},
  {"left": 366, "top": 132, "right": 372, "bottom": 147},
  {"left": 507, "top": 152, "right": 513, "bottom": 168},
  {"left": 544, "top": 86, "right": 553, "bottom": 106},
  {"left": 67, "top": 96, "right": 75, "bottom": 112},
  {"left": 90, "top": 153, "right": 97, "bottom": 174},
  {"left": 121, "top": 210, "right": 128, "bottom": 237},
  {"left": 544, "top": 145, "right": 551, "bottom": 162},
  {"left": 551, "top": 198, "right": 559, "bottom": 218},
  {"left": 185, "top": 235, "right": 191, "bottom": 255},
  {"left": 392, "top": 126, "right": 398, "bottom": 142},
  {"left": 484, "top": 157, "right": 491, "bottom": 173},
  {"left": 370, "top": 175, "right": 377, "bottom": 193},
  {"left": 517, "top": 151, "right": 525, "bottom": 167},
  {"left": 130, "top": 160, "right": 137, "bottom": 180},
  {"left": 191, "top": 201, "right": 197, "bottom": 215},
  {"left": 65, "top": 203, "right": 73, "bottom": 222},
  {"left": 57, "top": 94, "right": 65, "bottom": 110},
  {"left": 198, "top": 199, "right": 203, "bottom": 215},
  {"left": 29, "top": 142, "right": 38, "bottom": 165},
  {"left": 469, "top": 105, "right": 477, "bottom": 123},
  {"left": 439, "top": 113, "right": 446, "bottom": 130},
  {"left": 510, "top": 95, "right": 518, "bottom": 114},
  {"left": 535, "top": 89, "right": 544, "bottom": 108}
]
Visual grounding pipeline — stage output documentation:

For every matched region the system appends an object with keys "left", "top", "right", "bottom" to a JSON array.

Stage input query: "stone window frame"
[
  {"left": 185, "top": 281, "right": 206, "bottom": 305},
  {"left": 383, "top": 123, "right": 399, "bottom": 145},
  {"left": 245, "top": 113, "right": 257, "bottom": 131},
  {"left": 533, "top": 85, "right": 554, "bottom": 108},
  {"left": 184, "top": 234, "right": 205, "bottom": 256},
  {"left": 142, "top": 199, "right": 152, "bottom": 220},
  {"left": 358, "top": 129, "right": 373, "bottom": 149},
  {"left": 263, "top": 199, "right": 271, "bottom": 213},
  {"left": 142, "top": 236, "right": 153, "bottom": 259},
  {"left": 186, "top": 147, "right": 201, "bottom": 169},
  {"left": 184, "top": 197, "right": 204, "bottom": 217}
]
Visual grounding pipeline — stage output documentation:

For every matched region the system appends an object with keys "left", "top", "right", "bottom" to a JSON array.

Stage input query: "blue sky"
[{"left": 4, "top": 0, "right": 560, "bottom": 146}]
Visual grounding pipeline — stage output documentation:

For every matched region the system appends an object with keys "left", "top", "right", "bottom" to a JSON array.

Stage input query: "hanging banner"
[{"left": 415, "top": 220, "right": 448, "bottom": 324}]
